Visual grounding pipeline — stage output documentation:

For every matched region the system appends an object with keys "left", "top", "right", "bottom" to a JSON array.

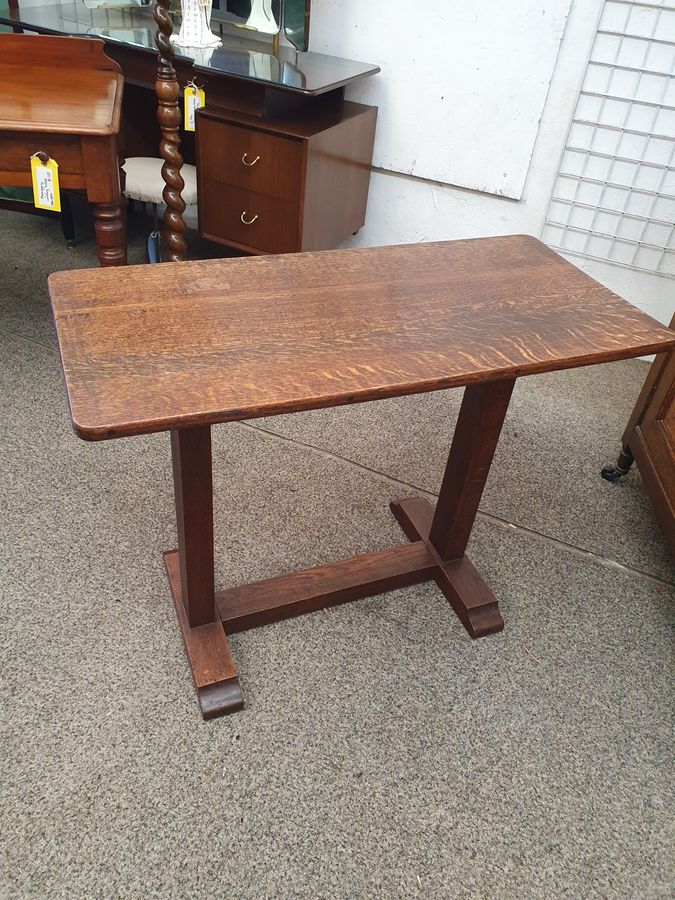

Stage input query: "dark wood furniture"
[
  {"left": 48, "top": 236, "right": 675, "bottom": 719},
  {"left": 602, "top": 312, "right": 675, "bottom": 557},
  {"left": 1, "top": 0, "right": 379, "bottom": 257},
  {"left": 197, "top": 101, "right": 376, "bottom": 255},
  {"left": 153, "top": 0, "right": 187, "bottom": 261},
  {"left": 0, "top": 33, "right": 126, "bottom": 266}
]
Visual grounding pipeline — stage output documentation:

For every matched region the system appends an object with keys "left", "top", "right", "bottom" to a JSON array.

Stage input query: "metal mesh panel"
[{"left": 542, "top": 0, "right": 675, "bottom": 278}]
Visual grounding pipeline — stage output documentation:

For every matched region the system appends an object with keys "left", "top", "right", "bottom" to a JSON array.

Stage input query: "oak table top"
[{"left": 48, "top": 235, "right": 675, "bottom": 441}]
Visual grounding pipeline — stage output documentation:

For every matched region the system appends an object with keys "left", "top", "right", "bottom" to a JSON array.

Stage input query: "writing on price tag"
[
  {"left": 30, "top": 154, "right": 61, "bottom": 212},
  {"left": 184, "top": 84, "right": 206, "bottom": 132}
]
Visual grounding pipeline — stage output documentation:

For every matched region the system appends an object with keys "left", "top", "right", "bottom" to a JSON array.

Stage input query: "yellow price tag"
[
  {"left": 184, "top": 85, "right": 205, "bottom": 132},
  {"left": 30, "top": 153, "right": 61, "bottom": 212}
]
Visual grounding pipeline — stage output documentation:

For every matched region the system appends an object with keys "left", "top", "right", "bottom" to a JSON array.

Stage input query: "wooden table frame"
[
  {"left": 47, "top": 236, "right": 675, "bottom": 720},
  {"left": 164, "top": 376, "right": 515, "bottom": 718}
]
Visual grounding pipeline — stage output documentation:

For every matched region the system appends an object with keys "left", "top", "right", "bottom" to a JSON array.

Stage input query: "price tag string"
[{"left": 186, "top": 78, "right": 204, "bottom": 95}]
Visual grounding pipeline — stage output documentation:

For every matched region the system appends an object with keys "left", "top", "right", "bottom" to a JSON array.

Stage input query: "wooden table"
[
  {"left": 1, "top": 34, "right": 126, "bottom": 266},
  {"left": 48, "top": 236, "right": 675, "bottom": 718}
]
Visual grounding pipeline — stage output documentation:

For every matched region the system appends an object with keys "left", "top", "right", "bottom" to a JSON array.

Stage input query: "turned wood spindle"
[{"left": 153, "top": 0, "right": 187, "bottom": 262}]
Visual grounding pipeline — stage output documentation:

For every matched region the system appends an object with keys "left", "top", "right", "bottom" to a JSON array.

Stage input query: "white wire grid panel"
[{"left": 542, "top": 0, "right": 675, "bottom": 277}]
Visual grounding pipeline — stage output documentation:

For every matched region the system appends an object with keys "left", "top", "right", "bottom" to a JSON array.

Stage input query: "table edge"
[
  {"left": 0, "top": 72, "right": 124, "bottom": 136},
  {"left": 67, "top": 338, "right": 675, "bottom": 442}
]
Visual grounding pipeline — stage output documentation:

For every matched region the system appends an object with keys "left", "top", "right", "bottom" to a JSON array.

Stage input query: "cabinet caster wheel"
[
  {"left": 601, "top": 447, "right": 633, "bottom": 482},
  {"left": 601, "top": 465, "right": 627, "bottom": 482}
]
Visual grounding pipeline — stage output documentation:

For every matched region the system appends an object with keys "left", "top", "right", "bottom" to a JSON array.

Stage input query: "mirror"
[
  {"left": 83, "top": 0, "right": 152, "bottom": 8},
  {"left": 211, "top": 1, "right": 280, "bottom": 36},
  {"left": 282, "top": 0, "right": 310, "bottom": 51},
  {"left": 80, "top": 0, "right": 311, "bottom": 53},
  {"left": 211, "top": 0, "right": 310, "bottom": 51}
]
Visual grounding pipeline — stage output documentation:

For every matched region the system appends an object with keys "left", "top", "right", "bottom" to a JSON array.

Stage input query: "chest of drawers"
[{"left": 196, "top": 101, "right": 377, "bottom": 255}]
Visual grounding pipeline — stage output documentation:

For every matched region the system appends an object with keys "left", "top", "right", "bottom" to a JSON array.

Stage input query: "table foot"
[
  {"left": 197, "top": 681, "right": 244, "bottom": 719},
  {"left": 164, "top": 551, "right": 244, "bottom": 719},
  {"left": 390, "top": 497, "right": 504, "bottom": 638}
]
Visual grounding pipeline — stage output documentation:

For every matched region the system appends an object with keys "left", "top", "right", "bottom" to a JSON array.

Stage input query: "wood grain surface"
[
  {"left": 391, "top": 496, "right": 504, "bottom": 638},
  {"left": 171, "top": 427, "right": 216, "bottom": 628},
  {"left": 216, "top": 541, "right": 436, "bottom": 633},
  {"left": 164, "top": 551, "right": 244, "bottom": 718},
  {"left": 196, "top": 102, "right": 376, "bottom": 255},
  {"left": 620, "top": 311, "right": 675, "bottom": 556},
  {"left": 48, "top": 235, "right": 675, "bottom": 440},
  {"left": 0, "top": 35, "right": 123, "bottom": 135},
  {"left": 428, "top": 379, "right": 515, "bottom": 560}
]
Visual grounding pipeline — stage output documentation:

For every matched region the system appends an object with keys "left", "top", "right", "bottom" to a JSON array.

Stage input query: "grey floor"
[{"left": 1, "top": 207, "right": 673, "bottom": 900}]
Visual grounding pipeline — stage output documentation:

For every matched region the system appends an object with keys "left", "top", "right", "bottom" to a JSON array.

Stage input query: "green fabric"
[{"left": 0, "top": 186, "right": 34, "bottom": 203}]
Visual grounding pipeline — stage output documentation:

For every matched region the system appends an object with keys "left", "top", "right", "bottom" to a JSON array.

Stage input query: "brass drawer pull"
[
  {"left": 240, "top": 211, "right": 259, "bottom": 225},
  {"left": 242, "top": 153, "right": 261, "bottom": 167}
]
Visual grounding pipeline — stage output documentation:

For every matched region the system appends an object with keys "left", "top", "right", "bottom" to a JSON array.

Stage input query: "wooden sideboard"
[
  {"left": 1, "top": 0, "right": 379, "bottom": 255},
  {"left": 603, "top": 312, "right": 675, "bottom": 557}
]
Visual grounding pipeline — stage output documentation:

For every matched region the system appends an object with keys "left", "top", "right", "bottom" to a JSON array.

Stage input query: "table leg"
[
  {"left": 391, "top": 378, "right": 515, "bottom": 637},
  {"left": 82, "top": 136, "right": 127, "bottom": 267},
  {"left": 165, "top": 426, "right": 243, "bottom": 718},
  {"left": 92, "top": 202, "right": 127, "bottom": 267}
]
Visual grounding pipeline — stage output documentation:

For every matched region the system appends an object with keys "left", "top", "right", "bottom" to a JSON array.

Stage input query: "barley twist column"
[{"left": 153, "top": 0, "right": 187, "bottom": 262}]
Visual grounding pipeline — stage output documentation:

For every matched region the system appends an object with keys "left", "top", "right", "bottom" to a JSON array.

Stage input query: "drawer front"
[
  {"left": 200, "top": 180, "right": 300, "bottom": 254},
  {"left": 198, "top": 117, "right": 303, "bottom": 203},
  {"left": 0, "top": 132, "right": 84, "bottom": 178}
]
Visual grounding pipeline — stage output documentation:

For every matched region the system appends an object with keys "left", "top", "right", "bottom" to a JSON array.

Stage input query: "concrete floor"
[{"left": 1, "top": 208, "right": 673, "bottom": 899}]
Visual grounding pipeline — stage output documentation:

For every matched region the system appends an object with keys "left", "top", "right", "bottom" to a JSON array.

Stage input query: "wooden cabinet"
[
  {"left": 196, "top": 101, "right": 377, "bottom": 255},
  {"left": 605, "top": 313, "right": 675, "bottom": 556}
]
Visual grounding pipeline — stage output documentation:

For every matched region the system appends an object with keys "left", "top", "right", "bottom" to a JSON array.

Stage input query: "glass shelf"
[{"left": 0, "top": 0, "right": 379, "bottom": 95}]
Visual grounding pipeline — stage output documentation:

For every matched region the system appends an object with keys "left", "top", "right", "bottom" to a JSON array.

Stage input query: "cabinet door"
[{"left": 630, "top": 314, "right": 675, "bottom": 556}]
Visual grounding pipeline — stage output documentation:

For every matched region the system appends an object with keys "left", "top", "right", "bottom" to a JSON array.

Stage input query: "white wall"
[
  {"left": 310, "top": 0, "right": 572, "bottom": 200},
  {"left": 311, "top": 0, "right": 673, "bottom": 326}
]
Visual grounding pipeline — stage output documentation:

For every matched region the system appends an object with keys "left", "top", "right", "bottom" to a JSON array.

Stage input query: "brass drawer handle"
[
  {"left": 240, "top": 211, "right": 259, "bottom": 225},
  {"left": 242, "top": 153, "right": 261, "bottom": 167}
]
